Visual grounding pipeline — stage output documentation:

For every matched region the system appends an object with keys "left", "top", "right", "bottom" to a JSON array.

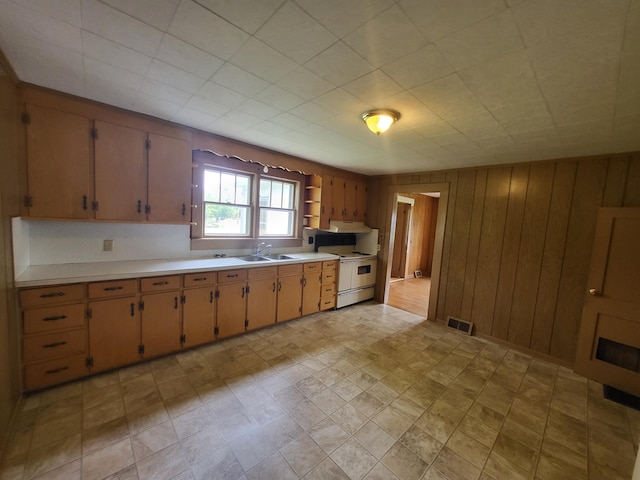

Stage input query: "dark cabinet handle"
[
  {"left": 181, "top": 203, "right": 186, "bottom": 216},
  {"left": 137, "top": 200, "right": 142, "bottom": 213},
  {"left": 193, "top": 277, "right": 207, "bottom": 282},
  {"left": 278, "top": 281, "right": 282, "bottom": 292},
  {"left": 43, "top": 341, "right": 67, "bottom": 349},
  {"left": 43, "top": 315, "right": 67, "bottom": 322},
  {"left": 45, "top": 366, "right": 69, "bottom": 375},
  {"left": 152, "top": 281, "right": 169, "bottom": 286},
  {"left": 40, "top": 292, "right": 65, "bottom": 299},
  {"left": 104, "top": 286, "right": 123, "bottom": 292},
  {"left": 272, "top": 282, "right": 276, "bottom": 292},
  {"left": 209, "top": 291, "right": 213, "bottom": 303},
  {"left": 130, "top": 303, "right": 135, "bottom": 317},
  {"left": 303, "top": 278, "right": 307, "bottom": 287},
  {"left": 82, "top": 195, "right": 88, "bottom": 210},
  {"left": 241, "top": 287, "right": 245, "bottom": 298},
  {"left": 174, "top": 297, "right": 178, "bottom": 309},
  {"left": 226, "top": 274, "right": 238, "bottom": 278}
]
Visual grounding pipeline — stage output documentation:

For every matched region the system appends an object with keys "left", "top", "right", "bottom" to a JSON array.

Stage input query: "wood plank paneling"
[
  {"left": 436, "top": 172, "right": 458, "bottom": 321},
  {"left": 624, "top": 156, "right": 640, "bottom": 206}
]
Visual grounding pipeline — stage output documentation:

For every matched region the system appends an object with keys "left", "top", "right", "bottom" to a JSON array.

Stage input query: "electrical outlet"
[{"left": 103, "top": 239, "right": 114, "bottom": 252}]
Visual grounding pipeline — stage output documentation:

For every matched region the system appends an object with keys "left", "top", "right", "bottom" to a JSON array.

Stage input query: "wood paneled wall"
[
  {"left": 368, "top": 153, "right": 640, "bottom": 363},
  {"left": 404, "top": 193, "right": 438, "bottom": 277}
]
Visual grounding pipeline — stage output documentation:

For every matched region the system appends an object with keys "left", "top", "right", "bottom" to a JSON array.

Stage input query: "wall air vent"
[{"left": 446, "top": 316, "right": 474, "bottom": 335}]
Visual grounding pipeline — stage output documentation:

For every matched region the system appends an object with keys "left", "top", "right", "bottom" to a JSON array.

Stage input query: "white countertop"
[{"left": 15, "top": 253, "right": 339, "bottom": 288}]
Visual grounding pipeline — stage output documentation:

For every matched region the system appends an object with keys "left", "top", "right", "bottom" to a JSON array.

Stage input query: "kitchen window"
[{"left": 191, "top": 150, "right": 304, "bottom": 250}]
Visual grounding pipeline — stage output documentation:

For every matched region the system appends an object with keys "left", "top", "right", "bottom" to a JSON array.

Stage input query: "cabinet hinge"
[
  {"left": 180, "top": 334, "right": 186, "bottom": 344},
  {"left": 86, "top": 308, "right": 92, "bottom": 320},
  {"left": 145, "top": 204, "right": 151, "bottom": 214},
  {"left": 86, "top": 357, "right": 93, "bottom": 368},
  {"left": 138, "top": 345, "right": 145, "bottom": 355},
  {"left": 181, "top": 295, "right": 186, "bottom": 304},
  {"left": 244, "top": 319, "right": 249, "bottom": 328},
  {"left": 23, "top": 196, "right": 33, "bottom": 208},
  {"left": 139, "top": 301, "right": 144, "bottom": 311},
  {"left": 246, "top": 286, "right": 250, "bottom": 294},
  {"left": 92, "top": 200, "right": 99, "bottom": 211},
  {"left": 214, "top": 326, "right": 219, "bottom": 335},
  {"left": 21, "top": 113, "right": 31, "bottom": 125},
  {"left": 145, "top": 139, "right": 151, "bottom": 150},
  {"left": 90, "top": 127, "right": 98, "bottom": 139},
  {"left": 215, "top": 290, "right": 220, "bottom": 299}
]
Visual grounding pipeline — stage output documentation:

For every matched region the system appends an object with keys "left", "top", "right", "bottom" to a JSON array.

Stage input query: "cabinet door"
[
  {"left": 277, "top": 275, "right": 302, "bottom": 322},
  {"left": 182, "top": 287, "right": 215, "bottom": 347},
  {"left": 94, "top": 120, "right": 147, "bottom": 221},
  {"left": 344, "top": 180, "right": 357, "bottom": 221},
  {"left": 24, "top": 104, "right": 92, "bottom": 219},
  {"left": 247, "top": 278, "right": 277, "bottom": 330},
  {"left": 302, "top": 273, "right": 322, "bottom": 316},
  {"left": 147, "top": 133, "right": 191, "bottom": 224},
  {"left": 355, "top": 180, "right": 367, "bottom": 222},
  {"left": 320, "top": 175, "right": 333, "bottom": 230},
  {"left": 216, "top": 283, "right": 247, "bottom": 338},
  {"left": 88, "top": 297, "right": 140, "bottom": 373},
  {"left": 141, "top": 291, "right": 182, "bottom": 358},
  {"left": 332, "top": 176, "right": 346, "bottom": 220}
]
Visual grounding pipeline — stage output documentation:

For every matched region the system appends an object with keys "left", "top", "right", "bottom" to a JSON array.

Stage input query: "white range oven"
[{"left": 316, "top": 232, "right": 378, "bottom": 308}]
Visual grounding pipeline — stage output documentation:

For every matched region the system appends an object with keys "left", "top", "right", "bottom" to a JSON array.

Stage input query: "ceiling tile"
[
  {"left": 399, "top": 0, "right": 507, "bottom": 43},
  {"left": 171, "top": 106, "right": 219, "bottom": 130},
  {"left": 436, "top": 10, "right": 525, "bottom": 71},
  {"left": 147, "top": 59, "right": 206, "bottom": 93},
  {"left": 187, "top": 0, "right": 285, "bottom": 34},
  {"left": 289, "top": 101, "right": 336, "bottom": 123},
  {"left": 82, "top": 31, "right": 152, "bottom": 77},
  {"left": 382, "top": 45, "right": 453, "bottom": 90},
  {"left": 168, "top": 0, "right": 249, "bottom": 60},
  {"left": 411, "top": 73, "right": 486, "bottom": 120},
  {"left": 197, "top": 81, "right": 247, "bottom": 107},
  {"left": 7, "top": 0, "right": 81, "bottom": 25},
  {"left": 254, "top": 85, "right": 305, "bottom": 111},
  {"left": 344, "top": 5, "right": 427, "bottom": 68},
  {"left": 295, "top": 0, "right": 395, "bottom": 38},
  {"left": 139, "top": 78, "right": 192, "bottom": 105},
  {"left": 305, "top": 42, "right": 374, "bottom": 86},
  {"left": 230, "top": 38, "right": 298, "bottom": 83},
  {"left": 414, "top": 121, "right": 460, "bottom": 138},
  {"left": 274, "top": 66, "right": 334, "bottom": 101},
  {"left": 156, "top": 35, "right": 224, "bottom": 80},
  {"left": 84, "top": 57, "right": 145, "bottom": 92},
  {"left": 185, "top": 95, "right": 231, "bottom": 117},
  {"left": 617, "top": 52, "right": 640, "bottom": 99},
  {"left": 236, "top": 99, "right": 281, "bottom": 121},
  {"left": 255, "top": 1, "right": 337, "bottom": 63},
  {"left": 81, "top": 0, "right": 163, "bottom": 56},
  {"left": 133, "top": 92, "right": 183, "bottom": 119},
  {"left": 85, "top": 83, "right": 137, "bottom": 110},
  {"left": 100, "top": 0, "right": 180, "bottom": 30},
  {"left": 211, "top": 63, "right": 269, "bottom": 96},
  {"left": 311, "top": 88, "right": 370, "bottom": 115},
  {"left": 343, "top": 69, "right": 404, "bottom": 104},
  {"left": 270, "top": 112, "right": 311, "bottom": 130}
]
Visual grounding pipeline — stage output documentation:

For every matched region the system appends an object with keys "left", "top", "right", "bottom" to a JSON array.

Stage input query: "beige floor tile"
[
  {"left": 399, "top": 424, "right": 443, "bottom": 463},
  {"left": 372, "top": 406, "right": 413, "bottom": 439},
  {"left": 279, "top": 432, "right": 326, "bottom": 476},
  {"left": 81, "top": 437, "right": 134, "bottom": 480},
  {"left": 446, "top": 429, "right": 490, "bottom": 469},
  {"left": 544, "top": 409, "right": 587, "bottom": 456},
  {"left": 381, "top": 443, "right": 429, "bottom": 480},
  {"left": 31, "top": 412, "right": 81, "bottom": 449},
  {"left": 331, "top": 438, "right": 378, "bottom": 480},
  {"left": 32, "top": 458, "right": 81, "bottom": 480},
  {"left": 131, "top": 420, "right": 178, "bottom": 461},
  {"left": 135, "top": 443, "right": 187, "bottom": 480},
  {"left": 354, "top": 421, "right": 396, "bottom": 459},
  {"left": 83, "top": 416, "right": 130, "bottom": 456},
  {"left": 25, "top": 433, "right": 82, "bottom": 479},
  {"left": 127, "top": 402, "right": 170, "bottom": 435},
  {"left": 492, "top": 432, "right": 538, "bottom": 473},
  {"left": 311, "top": 387, "right": 347, "bottom": 415},
  {"left": 305, "top": 457, "right": 350, "bottom": 480},
  {"left": 536, "top": 438, "right": 586, "bottom": 480},
  {"left": 456, "top": 415, "right": 498, "bottom": 449},
  {"left": 431, "top": 446, "right": 481, "bottom": 480},
  {"left": 309, "top": 417, "right": 350, "bottom": 454},
  {"left": 501, "top": 417, "right": 543, "bottom": 452},
  {"left": 483, "top": 451, "right": 533, "bottom": 480},
  {"left": 83, "top": 382, "right": 122, "bottom": 411},
  {"left": 413, "top": 408, "right": 457, "bottom": 444},
  {"left": 245, "top": 452, "right": 298, "bottom": 480}
]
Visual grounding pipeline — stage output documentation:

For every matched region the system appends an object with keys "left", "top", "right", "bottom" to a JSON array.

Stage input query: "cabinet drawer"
[
  {"left": 322, "top": 260, "right": 337, "bottom": 270},
  {"left": 23, "top": 304, "right": 85, "bottom": 334},
  {"left": 218, "top": 269, "right": 247, "bottom": 284},
  {"left": 20, "top": 284, "right": 85, "bottom": 308},
  {"left": 321, "top": 271, "right": 336, "bottom": 284},
  {"left": 140, "top": 275, "right": 181, "bottom": 292},
  {"left": 88, "top": 279, "right": 137, "bottom": 299},
  {"left": 279, "top": 264, "right": 302, "bottom": 276},
  {"left": 184, "top": 272, "right": 216, "bottom": 288},
  {"left": 23, "top": 353, "right": 88, "bottom": 391},
  {"left": 321, "top": 284, "right": 336, "bottom": 297},
  {"left": 248, "top": 266, "right": 277, "bottom": 280},
  {"left": 23, "top": 329, "right": 86, "bottom": 363},
  {"left": 320, "top": 296, "right": 336, "bottom": 310},
  {"left": 303, "top": 262, "right": 321, "bottom": 273}
]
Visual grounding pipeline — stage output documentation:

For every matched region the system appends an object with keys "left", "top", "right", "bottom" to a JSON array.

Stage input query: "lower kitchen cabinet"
[
  {"left": 320, "top": 260, "right": 337, "bottom": 310},
  {"left": 277, "top": 264, "right": 303, "bottom": 322},
  {"left": 182, "top": 285, "right": 215, "bottom": 348},
  {"left": 140, "top": 291, "right": 182, "bottom": 359},
  {"left": 302, "top": 262, "right": 322, "bottom": 316},
  {"left": 216, "top": 269, "right": 248, "bottom": 339},
  {"left": 246, "top": 267, "right": 277, "bottom": 331}
]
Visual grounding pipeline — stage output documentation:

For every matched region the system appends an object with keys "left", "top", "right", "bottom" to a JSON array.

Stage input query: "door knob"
[{"left": 588, "top": 288, "right": 600, "bottom": 296}]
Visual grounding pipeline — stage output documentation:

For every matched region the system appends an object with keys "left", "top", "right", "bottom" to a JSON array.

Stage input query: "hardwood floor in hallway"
[{"left": 387, "top": 276, "right": 431, "bottom": 318}]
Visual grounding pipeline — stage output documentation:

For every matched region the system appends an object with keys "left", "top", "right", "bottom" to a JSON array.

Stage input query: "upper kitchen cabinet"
[
  {"left": 23, "top": 104, "right": 92, "bottom": 219},
  {"left": 147, "top": 133, "right": 191, "bottom": 224},
  {"left": 354, "top": 180, "right": 367, "bottom": 222},
  {"left": 94, "top": 120, "right": 147, "bottom": 222}
]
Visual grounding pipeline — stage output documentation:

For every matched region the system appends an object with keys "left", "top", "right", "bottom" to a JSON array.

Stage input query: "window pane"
[
  {"left": 236, "top": 175, "right": 250, "bottom": 205},
  {"left": 204, "top": 203, "right": 249, "bottom": 236},
  {"left": 220, "top": 173, "right": 236, "bottom": 204},
  {"left": 259, "top": 179, "right": 271, "bottom": 207},
  {"left": 259, "top": 208, "right": 293, "bottom": 236},
  {"left": 282, "top": 183, "right": 293, "bottom": 208},
  {"left": 271, "top": 181, "right": 283, "bottom": 208},
  {"left": 203, "top": 170, "right": 220, "bottom": 202}
]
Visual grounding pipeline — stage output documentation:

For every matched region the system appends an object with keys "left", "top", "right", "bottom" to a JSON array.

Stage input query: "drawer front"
[
  {"left": 248, "top": 266, "right": 277, "bottom": 281},
  {"left": 88, "top": 279, "right": 137, "bottom": 299},
  {"left": 303, "top": 262, "right": 321, "bottom": 273},
  {"left": 278, "top": 263, "right": 302, "bottom": 276},
  {"left": 184, "top": 272, "right": 216, "bottom": 288},
  {"left": 218, "top": 269, "right": 247, "bottom": 284},
  {"left": 322, "top": 260, "right": 337, "bottom": 271},
  {"left": 321, "top": 271, "right": 336, "bottom": 284},
  {"left": 320, "top": 296, "right": 336, "bottom": 311},
  {"left": 321, "top": 284, "right": 336, "bottom": 297},
  {"left": 23, "top": 304, "right": 85, "bottom": 334},
  {"left": 23, "top": 353, "right": 88, "bottom": 391},
  {"left": 20, "top": 284, "right": 85, "bottom": 308},
  {"left": 23, "top": 329, "right": 86, "bottom": 363},
  {"left": 140, "top": 275, "right": 181, "bottom": 292}
]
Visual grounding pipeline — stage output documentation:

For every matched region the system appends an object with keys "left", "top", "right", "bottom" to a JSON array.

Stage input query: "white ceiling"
[{"left": 1, "top": 0, "right": 639, "bottom": 175}]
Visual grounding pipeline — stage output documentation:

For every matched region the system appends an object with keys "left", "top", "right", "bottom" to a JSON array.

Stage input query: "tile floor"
[{"left": 1, "top": 302, "right": 639, "bottom": 480}]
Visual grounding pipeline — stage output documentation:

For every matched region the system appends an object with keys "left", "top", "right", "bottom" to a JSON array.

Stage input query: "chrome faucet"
[{"left": 255, "top": 242, "right": 272, "bottom": 255}]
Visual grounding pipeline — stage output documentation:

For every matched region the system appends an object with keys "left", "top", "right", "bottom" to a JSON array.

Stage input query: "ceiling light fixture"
[{"left": 362, "top": 109, "right": 400, "bottom": 135}]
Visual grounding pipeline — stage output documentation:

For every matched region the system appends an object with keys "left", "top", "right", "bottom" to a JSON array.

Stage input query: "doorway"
[{"left": 383, "top": 184, "right": 448, "bottom": 321}]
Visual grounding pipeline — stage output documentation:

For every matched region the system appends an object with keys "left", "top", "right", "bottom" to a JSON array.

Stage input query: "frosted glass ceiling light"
[{"left": 362, "top": 109, "right": 400, "bottom": 135}]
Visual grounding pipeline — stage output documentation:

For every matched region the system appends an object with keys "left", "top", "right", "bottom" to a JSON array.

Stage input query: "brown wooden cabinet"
[
  {"left": 87, "top": 279, "right": 141, "bottom": 373},
  {"left": 23, "top": 104, "right": 92, "bottom": 219},
  {"left": 301, "top": 262, "right": 322, "bottom": 316},
  {"left": 355, "top": 180, "right": 367, "bottom": 222},
  {"left": 216, "top": 269, "right": 248, "bottom": 338},
  {"left": 320, "top": 260, "right": 337, "bottom": 310},
  {"left": 246, "top": 267, "right": 277, "bottom": 331},
  {"left": 140, "top": 276, "right": 182, "bottom": 359},
  {"left": 277, "top": 264, "right": 303, "bottom": 322},
  {"left": 344, "top": 179, "right": 357, "bottom": 221},
  {"left": 182, "top": 272, "right": 216, "bottom": 348}
]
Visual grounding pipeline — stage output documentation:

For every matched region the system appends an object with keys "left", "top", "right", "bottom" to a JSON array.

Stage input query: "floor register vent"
[{"left": 446, "top": 316, "right": 474, "bottom": 335}]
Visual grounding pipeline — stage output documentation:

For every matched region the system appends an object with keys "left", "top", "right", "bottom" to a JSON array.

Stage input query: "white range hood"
[{"left": 327, "top": 221, "right": 372, "bottom": 233}]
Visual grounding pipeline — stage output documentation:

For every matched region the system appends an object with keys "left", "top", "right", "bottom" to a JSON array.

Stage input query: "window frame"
[{"left": 191, "top": 150, "right": 304, "bottom": 251}]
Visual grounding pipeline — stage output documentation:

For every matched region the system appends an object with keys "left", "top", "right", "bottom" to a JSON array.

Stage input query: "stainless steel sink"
[
  {"left": 237, "top": 255, "right": 271, "bottom": 262},
  {"left": 262, "top": 254, "right": 295, "bottom": 260}
]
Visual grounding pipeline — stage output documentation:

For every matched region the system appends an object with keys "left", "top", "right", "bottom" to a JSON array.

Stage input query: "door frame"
[
  {"left": 391, "top": 196, "right": 414, "bottom": 278},
  {"left": 383, "top": 183, "right": 449, "bottom": 321}
]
